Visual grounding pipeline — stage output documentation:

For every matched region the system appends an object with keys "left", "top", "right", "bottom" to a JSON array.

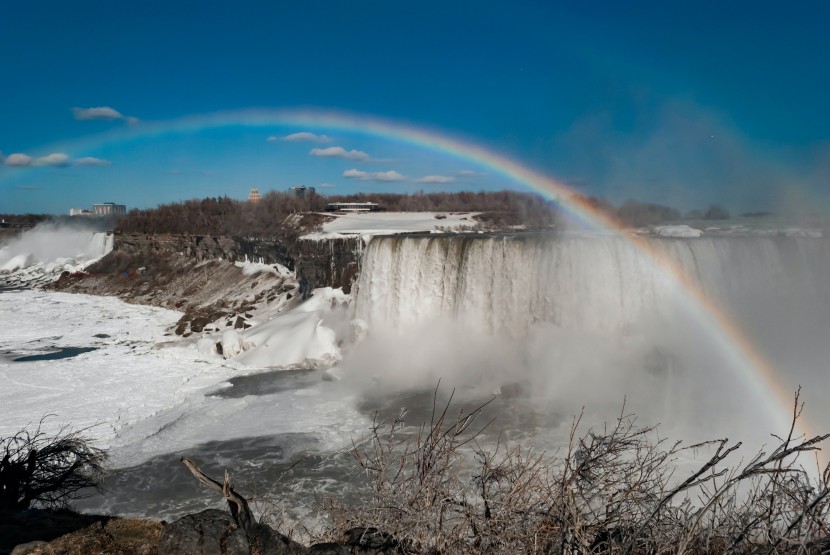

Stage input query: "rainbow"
[{"left": 4, "top": 108, "right": 814, "bottom": 441}]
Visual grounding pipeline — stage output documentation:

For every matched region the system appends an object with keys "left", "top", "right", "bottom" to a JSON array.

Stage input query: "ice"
[
  {"left": 232, "top": 287, "right": 346, "bottom": 369},
  {"left": 0, "top": 288, "right": 368, "bottom": 470},
  {"left": 303, "top": 211, "right": 479, "bottom": 239},
  {"left": 0, "top": 225, "right": 114, "bottom": 287},
  {"left": 652, "top": 224, "right": 703, "bottom": 237},
  {"left": 234, "top": 259, "right": 292, "bottom": 276},
  {"left": 1, "top": 253, "right": 35, "bottom": 272},
  {"left": 220, "top": 329, "right": 246, "bottom": 358}
]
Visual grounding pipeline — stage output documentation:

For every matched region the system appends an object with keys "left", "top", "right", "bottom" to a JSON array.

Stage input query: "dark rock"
[
  {"left": 234, "top": 316, "right": 246, "bottom": 329},
  {"left": 10, "top": 540, "right": 48, "bottom": 555},
  {"left": 293, "top": 236, "right": 361, "bottom": 297},
  {"left": 308, "top": 543, "right": 348, "bottom": 554},
  {"left": 158, "top": 509, "right": 249, "bottom": 555},
  {"left": 340, "top": 527, "right": 400, "bottom": 553},
  {"left": 246, "top": 522, "right": 308, "bottom": 555}
]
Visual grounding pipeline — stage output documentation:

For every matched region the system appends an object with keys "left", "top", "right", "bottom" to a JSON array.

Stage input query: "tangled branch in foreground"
[
  {"left": 0, "top": 418, "right": 107, "bottom": 514},
  {"left": 318, "top": 388, "right": 830, "bottom": 554}
]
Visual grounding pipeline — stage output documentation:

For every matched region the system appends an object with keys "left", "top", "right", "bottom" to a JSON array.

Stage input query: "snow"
[
  {"left": 220, "top": 329, "right": 246, "bottom": 358},
  {"left": 0, "top": 290, "right": 193, "bottom": 446},
  {"left": 234, "top": 259, "right": 292, "bottom": 277},
  {"left": 303, "top": 211, "right": 479, "bottom": 239},
  {"left": 652, "top": 225, "right": 703, "bottom": 238},
  {"left": 231, "top": 287, "right": 348, "bottom": 369},
  {"left": 0, "top": 288, "right": 366, "bottom": 468}
]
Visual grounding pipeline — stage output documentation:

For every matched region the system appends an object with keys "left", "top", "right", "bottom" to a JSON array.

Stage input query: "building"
[
  {"left": 92, "top": 203, "right": 127, "bottom": 216},
  {"left": 289, "top": 185, "right": 315, "bottom": 198},
  {"left": 69, "top": 208, "right": 93, "bottom": 216},
  {"left": 326, "top": 202, "right": 381, "bottom": 213},
  {"left": 248, "top": 188, "right": 261, "bottom": 203}
]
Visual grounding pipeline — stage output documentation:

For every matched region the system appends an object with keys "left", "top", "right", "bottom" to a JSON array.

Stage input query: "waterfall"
[
  {"left": 347, "top": 232, "right": 829, "bottom": 441},
  {"left": 354, "top": 233, "right": 830, "bottom": 336}
]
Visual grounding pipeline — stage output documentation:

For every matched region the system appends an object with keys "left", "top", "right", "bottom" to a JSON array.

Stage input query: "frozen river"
[{"left": 0, "top": 289, "right": 374, "bottom": 520}]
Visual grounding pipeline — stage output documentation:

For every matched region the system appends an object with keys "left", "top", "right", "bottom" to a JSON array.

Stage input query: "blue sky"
[{"left": 1, "top": 1, "right": 828, "bottom": 214}]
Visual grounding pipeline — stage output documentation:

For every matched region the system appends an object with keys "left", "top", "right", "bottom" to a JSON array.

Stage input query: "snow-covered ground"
[
  {"left": 302, "top": 211, "right": 479, "bottom": 239},
  {"left": 0, "top": 288, "right": 367, "bottom": 468},
  {"left": 652, "top": 224, "right": 703, "bottom": 238}
]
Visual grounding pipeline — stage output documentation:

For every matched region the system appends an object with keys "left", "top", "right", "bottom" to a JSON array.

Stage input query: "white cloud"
[
  {"left": 33, "top": 153, "right": 71, "bottom": 167},
  {"left": 343, "top": 168, "right": 406, "bottom": 182},
  {"left": 283, "top": 132, "right": 331, "bottom": 143},
  {"left": 266, "top": 136, "right": 278, "bottom": 142},
  {"left": 458, "top": 170, "right": 487, "bottom": 177},
  {"left": 76, "top": 157, "right": 112, "bottom": 166},
  {"left": 5, "top": 153, "right": 33, "bottom": 167},
  {"left": 415, "top": 175, "right": 456, "bottom": 184},
  {"left": 73, "top": 106, "right": 123, "bottom": 120},
  {"left": 4, "top": 152, "right": 110, "bottom": 168},
  {"left": 311, "top": 146, "right": 370, "bottom": 161},
  {"left": 72, "top": 106, "right": 138, "bottom": 123},
  {"left": 318, "top": 183, "right": 336, "bottom": 188}
]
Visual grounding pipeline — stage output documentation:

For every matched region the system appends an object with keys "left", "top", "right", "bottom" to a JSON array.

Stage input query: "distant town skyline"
[{"left": 1, "top": 1, "right": 829, "bottom": 215}]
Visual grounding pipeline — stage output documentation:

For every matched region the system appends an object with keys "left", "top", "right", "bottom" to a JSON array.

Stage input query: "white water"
[
  {"left": 349, "top": 233, "right": 830, "bottom": 445},
  {"left": 0, "top": 224, "right": 114, "bottom": 286}
]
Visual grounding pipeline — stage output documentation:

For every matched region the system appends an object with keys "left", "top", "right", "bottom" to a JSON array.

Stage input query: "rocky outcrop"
[
  {"left": 107, "top": 233, "right": 362, "bottom": 294},
  {"left": 114, "top": 234, "right": 295, "bottom": 269},
  {"left": 158, "top": 510, "right": 250, "bottom": 555},
  {"left": 294, "top": 236, "right": 362, "bottom": 297}
]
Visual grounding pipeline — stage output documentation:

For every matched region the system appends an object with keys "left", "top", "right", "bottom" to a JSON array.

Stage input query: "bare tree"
[{"left": 0, "top": 418, "right": 107, "bottom": 513}]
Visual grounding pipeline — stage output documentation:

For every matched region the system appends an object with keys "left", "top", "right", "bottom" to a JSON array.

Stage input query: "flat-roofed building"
[
  {"left": 92, "top": 202, "right": 127, "bottom": 215},
  {"left": 326, "top": 202, "right": 381, "bottom": 213}
]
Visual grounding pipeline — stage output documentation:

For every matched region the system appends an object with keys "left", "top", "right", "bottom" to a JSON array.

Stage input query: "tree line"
[
  {"left": 92, "top": 191, "right": 734, "bottom": 237},
  {"left": 112, "top": 190, "right": 565, "bottom": 236}
]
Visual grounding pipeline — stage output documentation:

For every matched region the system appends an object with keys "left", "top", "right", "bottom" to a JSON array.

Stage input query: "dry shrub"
[
  {"left": 320, "top": 388, "right": 830, "bottom": 554},
  {"left": 0, "top": 418, "right": 107, "bottom": 514}
]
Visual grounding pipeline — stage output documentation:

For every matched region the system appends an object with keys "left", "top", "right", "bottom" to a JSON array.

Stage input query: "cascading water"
[
  {"left": 348, "top": 232, "right": 830, "bottom": 442},
  {"left": 354, "top": 233, "right": 829, "bottom": 335}
]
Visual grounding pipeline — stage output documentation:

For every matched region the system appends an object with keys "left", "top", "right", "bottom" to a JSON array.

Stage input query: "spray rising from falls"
[
  {"left": 0, "top": 224, "right": 114, "bottom": 287},
  {"left": 348, "top": 233, "right": 830, "bottom": 444}
]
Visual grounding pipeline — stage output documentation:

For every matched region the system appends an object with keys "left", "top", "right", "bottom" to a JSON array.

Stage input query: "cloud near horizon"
[
  {"left": 4, "top": 153, "right": 32, "bottom": 167},
  {"left": 415, "top": 175, "right": 456, "bottom": 184},
  {"left": 76, "top": 156, "right": 112, "bottom": 166},
  {"left": 3, "top": 152, "right": 110, "bottom": 168},
  {"left": 280, "top": 132, "right": 331, "bottom": 143},
  {"left": 343, "top": 168, "right": 406, "bottom": 182},
  {"left": 72, "top": 106, "right": 138, "bottom": 124},
  {"left": 311, "top": 146, "right": 370, "bottom": 161}
]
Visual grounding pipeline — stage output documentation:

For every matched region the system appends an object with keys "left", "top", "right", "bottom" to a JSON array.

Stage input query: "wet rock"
[
  {"left": 246, "top": 522, "right": 308, "bottom": 554},
  {"left": 158, "top": 509, "right": 249, "bottom": 555}
]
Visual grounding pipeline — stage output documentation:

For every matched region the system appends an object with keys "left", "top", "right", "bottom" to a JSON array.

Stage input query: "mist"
[
  {"left": 340, "top": 232, "right": 830, "bottom": 455},
  {"left": 0, "top": 221, "right": 112, "bottom": 272}
]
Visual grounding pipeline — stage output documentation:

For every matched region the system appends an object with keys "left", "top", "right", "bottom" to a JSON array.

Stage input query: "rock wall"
[
  {"left": 294, "top": 236, "right": 363, "bottom": 296},
  {"left": 112, "top": 232, "right": 361, "bottom": 294}
]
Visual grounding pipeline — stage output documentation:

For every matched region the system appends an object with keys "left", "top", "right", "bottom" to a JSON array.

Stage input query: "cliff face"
[
  {"left": 108, "top": 233, "right": 361, "bottom": 293},
  {"left": 48, "top": 232, "right": 362, "bottom": 332},
  {"left": 113, "top": 233, "right": 295, "bottom": 269},
  {"left": 294, "top": 236, "right": 362, "bottom": 296}
]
